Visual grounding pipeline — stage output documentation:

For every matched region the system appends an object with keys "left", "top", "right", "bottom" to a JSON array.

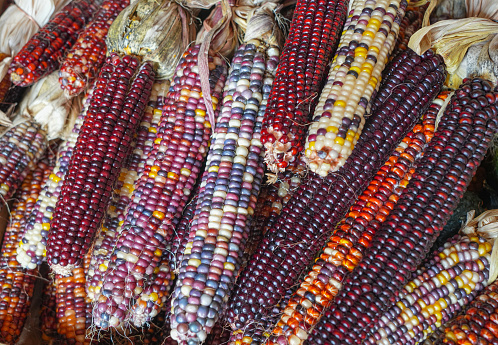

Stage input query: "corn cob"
[
  {"left": 55, "top": 254, "right": 96, "bottom": 345},
  {"left": 40, "top": 278, "right": 58, "bottom": 343},
  {"left": 85, "top": 81, "right": 166, "bottom": 302},
  {"left": 92, "top": 45, "right": 227, "bottom": 329},
  {"left": 226, "top": 48, "right": 446, "bottom": 344},
  {"left": 0, "top": 155, "right": 53, "bottom": 344},
  {"left": 364, "top": 232, "right": 493, "bottom": 345},
  {"left": 46, "top": 55, "right": 155, "bottom": 274},
  {"left": 16, "top": 90, "right": 93, "bottom": 270},
  {"left": 9, "top": 0, "right": 99, "bottom": 87},
  {"left": 391, "top": 6, "right": 424, "bottom": 57},
  {"left": 304, "top": 0, "right": 408, "bottom": 176},
  {"left": 59, "top": 0, "right": 130, "bottom": 96},
  {"left": 429, "top": 274, "right": 498, "bottom": 344},
  {"left": 307, "top": 78, "right": 498, "bottom": 345},
  {"left": 205, "top": 322, "right": 231, "bottom": 345},
  {"left": 260, "top": 0, "right": 349, "bottom": 173},
  {"left": 0, "top": 120, "right": 47, "bottom": 208},
  {"left": 169, "top": 37, "right": 280, "bottom": 343},
  {"left": 266, "top": 90, "right": 451, "bottom": 345}
]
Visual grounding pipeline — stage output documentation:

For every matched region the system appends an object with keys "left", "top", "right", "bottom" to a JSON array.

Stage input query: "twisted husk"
[{"left": 106, "top": 0, "right": 196, "bottom": 80}]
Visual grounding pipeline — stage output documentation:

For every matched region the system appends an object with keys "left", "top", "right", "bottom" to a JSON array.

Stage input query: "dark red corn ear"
[
  {"left": 307, "top": 78, "right": 498, "bottom": 345},
  {"left": 260, "top": 0, "right": 349, "bottom": 174},
  {"left": 9, "top": 0, "right": 99, "bottom": 87},
  {"left": 46, "top": 54, "right": 155, "bottom": 275}
]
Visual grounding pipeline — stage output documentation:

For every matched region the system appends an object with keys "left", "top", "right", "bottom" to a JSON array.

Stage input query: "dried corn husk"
[
  {"left": 15, "top": 72, "right": 81, "bottom": 139},
  {"left": 106, "top": 0, "right": 196, "bottom": 80},
  {"left": 243, "top": 1, "right": 284, "bottom": 47},
  {"left": 409, "top": 17, "right": 498, "bottom": 88},
  {"left": 0, "top": 0, "right": 72, "bottom": 84}
]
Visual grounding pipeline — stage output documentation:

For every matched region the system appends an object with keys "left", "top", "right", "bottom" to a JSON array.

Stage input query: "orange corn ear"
[
  {"left": 0, "top": 154, "right": 53, "bottom": 344},
  {"left": 59, "top": 0, "right": 130, "bottom": 95},
  {"left": 9, "top": 0, "right": 99, "bottom": 87}
]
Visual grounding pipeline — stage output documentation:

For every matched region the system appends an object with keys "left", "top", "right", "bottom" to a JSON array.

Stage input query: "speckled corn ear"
[
  {"left": 304, "top": 0, "right": 407, "bottom": 176},
  {"left": 308, "top": 78, "right": 498, "bottom": 345},
  {"left": 9, "top": 0, "right": 98, "bottom": 87},
  {"left": 365, "top": 234, "right": 492, "bottom": 345},
  {"left": 92, "top": 45, "right": 227, "bottom": 330},
  {"left": 0, "top": 156, "right": 53, "bottom": 345}
]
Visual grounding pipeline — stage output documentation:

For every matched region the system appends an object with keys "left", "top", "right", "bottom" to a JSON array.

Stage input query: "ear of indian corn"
[
  {"left": 304, "top": 0, "right": 407, "bottom": 176},
  {"left": 46, "top": 54, "right": 155, "bottom": 275},
  {"left": 59, "top": 0, "right": 130, "bottom": 96},
  {"left": 364, "top": 233, "right": 492, "bottom": 345},
  {"left": 40, "top": 276, "right": 58, "bottom": 343},
  {"left": 427, "top": 269, "right": 498, "bottom": 344},
  {"left": 0, "top": 154, "right": 53, "bottom": 344},
  {"left": 85, "top": 81, "right": 167, "bottom": 302},
  {"left": 9, "top": 0, "right": 99, "bottom": 87},
  {"left": 260, "top": 0, "right": 349, "bottom": 173},
  {"left": 266, "top": 90, "right": 451, "bottom": 345},
  {"left": 226, "top": 49, "right": 446, "bottom": 345},
  {"left": 54, "top": 253, "right": 104, "bottom": 345},
  {"left": 92, "top": 45, "right": 227, "bottom": 329},
  {"left": 171, "top": 195, "right": 199, "bottom": 271},
  {"left": 0, "top": 120, "right": 47, "bottom": 209},
  {"left": 16, "top": 89, "right": 93, "bottom": 269},
  {"left": 306, "top": 78, "right": 498, "bottom": 345},
  {"left": 170, "top": 39, "right": 280, "bottom": 344}
]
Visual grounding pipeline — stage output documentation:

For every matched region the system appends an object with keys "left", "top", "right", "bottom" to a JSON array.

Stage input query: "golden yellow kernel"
[
  {"left": 327, "top": 126, "right": 339, "bottom": 134},
  {"left": 152, "top": 211, "right": 165, "bottom": 220},
  {"left": 335, "top": 137, "right": 345, "bottom": 145}
]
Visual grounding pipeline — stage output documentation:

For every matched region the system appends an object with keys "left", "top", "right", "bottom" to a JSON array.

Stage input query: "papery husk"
[
  {"left": 0, "top": 0, "right": 72, "bottom": 84},
  {"left": 460, "top": 209, "right": 498, "bottom": 284},
  {"left": 16, "top": 72, "right": 80, "bottom": 140},
  {"left": 409, "top": 17, "right": 498, "bottom": 88},
  {"left": 423, "top": 0, "right": 467, "bottom": 26},
  {"left": 243, "top": 1, "right": 284, "bottom": 48},
  {"left": 106, "top": 0, "right": 196, "bottom": 80}
]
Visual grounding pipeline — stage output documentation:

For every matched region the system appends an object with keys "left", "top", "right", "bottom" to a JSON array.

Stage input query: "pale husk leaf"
[
  {"left": 423, "top": 0, "right": 467, "bottom": 27},
  {"left": 461, "top": 209, "right": 498, "bottom": 284},
  {"left": 409, "top": 17, "right": 498, "bottom": 86},
  {"left": 17, "top": 72, "right": 79, "bottom": 139},
  {"left": 0, "top": 0, "right": 72, "bottom": 79},
  {"left": 466, "top": 0, "right": 498, "bottom": 20},
  {"left": 106, "top": 0, "right": 196, "bottom": 80},
  {"left": 243, "top": 1, "right": 284, "bottom": 47}
]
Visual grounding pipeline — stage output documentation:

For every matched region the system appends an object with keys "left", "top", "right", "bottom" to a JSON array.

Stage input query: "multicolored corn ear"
[
  {"left": 391, "top": 6, "right": 424, "bottom": 57},
  {"left": 304, "top": 0, "right": 407, "bottom": 176},
  {"left": 260, "top": 0, "right": 349, "bottom": 173},
  {"left": 55, "top": 254, "right": 97, "bottom": 345},
  {"left": 428, "top": 268, "right": 498, "bottom": 344},
  {"left": 169, "top": 37, "right": 280, "bottom": 344},
  {"left": 226, "top": 49, "right": 446, "bottom": 345},
  {"left": 0, "top": 119, "right": 47, "bottom": 209},
  {"left": 92, "top": 45, "right": 227, "bottom": 329},
  {"left": 40, "top": 277, "right": 58, "bottom": 343},
  {"left": 266, "top": 90, "right": 451, "bottom": 345},
  {"left": 9, "top": 0, "right": 99, "bottom": 87},
  {"left": 171, "top": 195, "right": 198, "bottom": 270},
  {"left": 0, "top": 154, "right": 53, "bottom": 344},
  {"left": 307, "top": 78, "right": 498, "bottom": 345},
  {"left": 46, "top": 54, "right": 155, "bottom": 275},
  {"left": 364, "top": 232, "right": 493, "bottom": 345},
  {"left": 59, "top": 0, "right": 130, "bottom": 96},
  {"left": 86, "top": 81, "right": 167, "bottom": 302},
  {"left": 16, "top": 89, "right": 93, "bottom": 269}
]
